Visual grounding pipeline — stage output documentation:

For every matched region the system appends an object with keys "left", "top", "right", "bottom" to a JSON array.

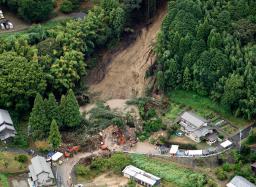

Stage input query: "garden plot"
[{"left": 219, "top": 124, "right": 238, "bottom": 136}]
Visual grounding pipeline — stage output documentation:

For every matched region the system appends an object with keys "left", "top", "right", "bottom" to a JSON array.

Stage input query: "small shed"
[
  {"left": 220, "top": 140, "right": 232, "bottom": 148},
  {"left": 123, "top": 165, "right": 161, "bottom": 187},
  {"left": 169, "top": 145, "right": 179, "bottom": 155},
  {"left": 226, "top": 176, "right": 256, "bottom": 187}
]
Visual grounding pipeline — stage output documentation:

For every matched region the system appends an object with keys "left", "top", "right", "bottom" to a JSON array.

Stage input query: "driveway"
[
  {"left": 231, "top": 123, "right": 255, "bottom": 147},
  {"left": 55, "top": 151, "right": 100, "bottom": 187}
]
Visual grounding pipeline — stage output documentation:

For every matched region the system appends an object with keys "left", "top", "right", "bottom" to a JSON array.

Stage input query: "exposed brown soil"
[{"left": 87, "top": 8, "right": 167, "bottom": 101}]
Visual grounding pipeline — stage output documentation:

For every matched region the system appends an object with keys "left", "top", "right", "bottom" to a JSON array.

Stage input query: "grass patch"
[
  {"left": 0, "top": 152, "right": 30, "bottom": 173},
  {"left": 0, "top": 174, "right": 9, "bottom": 187},
  {"left": 75, "top": 153, "right": 132, "bottom": 181},
  {"left": 131, "top": 154, "right": 212, "bottom": 187},
  {"left": 169, "top": 90, "right": 249, "bottom": 127},
  {"left": 164, "top": 103, "right": 183, "bottom": 121}
]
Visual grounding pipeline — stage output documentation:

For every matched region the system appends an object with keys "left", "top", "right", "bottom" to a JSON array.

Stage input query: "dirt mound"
[{"left": 87, "top": 9, "right": 167, "bottom": 101}]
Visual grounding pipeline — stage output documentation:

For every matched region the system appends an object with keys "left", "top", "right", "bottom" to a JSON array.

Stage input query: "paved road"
[{"left": 55, "top": 151, "right": 100, "bottom": 187}]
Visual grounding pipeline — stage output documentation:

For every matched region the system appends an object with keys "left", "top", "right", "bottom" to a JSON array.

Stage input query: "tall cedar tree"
[
  {"left": 45, "top": 93, "right": 62, "bottom": 127},
  {"left": 48, "top": 119, "right": 61, "bottom": 150},
  {"left": 60, "top": 90, "right": 81, "bottom": 128},
  {"left": 28, "top": 94, "right": 49, "bottom": 139}
]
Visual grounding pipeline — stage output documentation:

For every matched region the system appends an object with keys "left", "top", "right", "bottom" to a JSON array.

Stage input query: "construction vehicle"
[
  {"left": 64, "top": 145, "right": 80, "bottom": 158},
  {"left": 0, "top": 10, "right": 13, "bottom": 30}
]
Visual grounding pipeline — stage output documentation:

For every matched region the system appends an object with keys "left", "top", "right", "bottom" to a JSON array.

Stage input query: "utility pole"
[{"left": 239, "top": 128, "right": 242, "bottom": 153}]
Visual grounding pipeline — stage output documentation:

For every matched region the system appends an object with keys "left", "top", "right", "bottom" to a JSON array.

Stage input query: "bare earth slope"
[{"left": 88, "top": 10, "right": 167, "bottom": 101}]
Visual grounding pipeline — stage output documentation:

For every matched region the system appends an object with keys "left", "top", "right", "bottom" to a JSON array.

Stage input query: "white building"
[
  {"left": 227, "top": 176, "right": 256, "bottom": 187},
  {"left": 0, "top": 109, "right": 16, "bottom": 141},
  {"left": 123, "top": 165, "right": 160, "bottom": 187},
  {"left": 179, "top": 112, "right": 215, "bottom": 143},
  {"left": 28, "top": 156, "right": 55, "bottom": 187}
]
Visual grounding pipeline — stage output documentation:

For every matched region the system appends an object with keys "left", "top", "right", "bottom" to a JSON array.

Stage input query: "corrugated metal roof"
[
  {"left": 0, "top": 109, "right": 13, "bottom": 125},
  {"left": 220, "top": 140, "right": 232, "bottom": 148},
  {"left": 192, "top": 127, "right": 210, "bottom": 137},
  {"left": 123, "top": 165, "right": 160, "bottom": 185},
  {"left": 29, "top": 156, "right": 54, "bottom": 180},
  {"left": 181, "top": 112, "right": 207, "bottom": 128},
  {"left": 227, "top": 176, "right": 256, "bottom": 187}
]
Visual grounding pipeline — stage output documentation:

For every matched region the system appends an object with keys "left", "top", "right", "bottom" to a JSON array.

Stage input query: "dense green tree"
[
  {"left": 48, "top": 119, "right": 61, "bottom": 150},
  {"left": 60, "top": 0, "right": 74, "bottom": 14},
  {"left": 50, "top": 50, "right": 86, "bottom": 92},
  {"left": 45, "top": 93, "right": 61, "bottom": 127},
  {"left": 28, "top": 94, "right": 49, "bottom": 139},
  {"left": 222, "top": 74, "right": 245, "bottom": 113},
  {"left": 60, "top": 90, "right": 81, "bottom": 128},
  {"left": 0, "top": 52, "right": 46, "bottom": 111},
  {"left": 182, "top": 67, "right": 192, "bottom": 90},
  {"left": 18, "top": 0, "right": 54, "bottom": 22},
  {"left": 156, "top": 0, "right": 256, "bottom": 119}
]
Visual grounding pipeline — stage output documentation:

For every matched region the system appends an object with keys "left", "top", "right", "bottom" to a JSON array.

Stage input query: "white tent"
[
  {"left": 169, "top": 145, "right": 179, "bottom": 154},
  {"left": 220, "top": 140, "right": 232, "bottom": 148},
  {"left": 51, "top": 152, "right": 63, "bottom": 161}
]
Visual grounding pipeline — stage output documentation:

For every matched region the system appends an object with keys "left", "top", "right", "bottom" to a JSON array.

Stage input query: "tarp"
[
  {"left": 220, "top": 140, "right": 232, "bottom": 148},
  {"left": 169, "top": 145, "right": 179, "bottom": 154},
  {"left": 51, "top": 152, "right": 63, "bottom": 161}
]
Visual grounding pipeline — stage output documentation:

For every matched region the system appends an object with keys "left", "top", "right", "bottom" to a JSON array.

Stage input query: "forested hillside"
[
  {"left": 155, "top": 0, "right": 256, "bottom": 119},
  {"left": 0, "top": 0, "right": 128, "bottom": 111}
]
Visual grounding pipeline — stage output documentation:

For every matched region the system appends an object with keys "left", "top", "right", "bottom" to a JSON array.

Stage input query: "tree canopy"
[{"left": 156, "top": 0, "right": 256, "bottom": 119}]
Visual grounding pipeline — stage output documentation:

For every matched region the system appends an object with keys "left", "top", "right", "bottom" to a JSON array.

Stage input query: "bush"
[
  {"left": 108, "top": 153, "right": 132, "bottom": 174},
  {"left": 60, "top": 0, "right": 74, "bottom": 13},
  {"left": 144, "top": 118, "right": 163, "bottom": 133},
  {"left": 34, "top": 140, "right": 51, "bottom": 153},
  {"left": 90, "top": 157, "right": 109, "bottom": 172},
  {"left": 207, "top": 179, "right": 217, "bottom": 187},
  {"left": 15, "top": 154, "right": 28, "bottom": 163},
  {"left": 112, "top": 117, "right": 125, "bottom": 128},
  {"left": 13, "top": 134, "right": 29, "bottom": 148},
  {"left": 127, "top": 180, "right": 136, "bottom": 187},
  {"left": 215, "top": 168, "right": 227, "bottom": 180},
  {"left": 18, "top": 0, "right": 54, "bottom": 22},
  {"left": 222, "top": 163, "right": 233, "bottom": 172},
  {"left": 75, "top": 164, "right": 89, "bottom": 176}
]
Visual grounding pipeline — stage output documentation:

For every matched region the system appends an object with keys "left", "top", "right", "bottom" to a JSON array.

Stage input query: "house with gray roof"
[
  {"left": 28, "top": 156, "right": 55, "bottom": 187},
  {"left": 123, "top": 165, "right": 161, "bottom": 186},
  {"left": 0, "top": 109, "right": 16, "bottom": 141},
  {"left": 179, "top": 111, "right": 216, "bottom": 143},
  {"left": 226, "top": 176, "right": 256, "bottom": 187}
]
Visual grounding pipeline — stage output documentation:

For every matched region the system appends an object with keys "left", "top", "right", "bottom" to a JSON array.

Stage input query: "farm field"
[
  {"left": 131, "top": 154, "right": 215, "bottom": 187},
  {"left": 169, "top": 90, "right": 250, "bottom": 127},
  {"left": 0, "top": 152, "right": 30, "bottom": 173}
]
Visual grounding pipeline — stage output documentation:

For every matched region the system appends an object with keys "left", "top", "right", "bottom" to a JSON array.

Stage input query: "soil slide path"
[{"left": 87, "top": 9, "right": 167, "bottom": 101}]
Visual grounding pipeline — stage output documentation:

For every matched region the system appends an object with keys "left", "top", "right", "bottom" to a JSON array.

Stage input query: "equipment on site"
[{"left": 0, "top": 10, "right": 14, "bottom": 30}]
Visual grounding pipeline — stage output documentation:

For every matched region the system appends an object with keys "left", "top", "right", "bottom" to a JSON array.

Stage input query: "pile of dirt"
[{"left": 87, "top": 8, "right": 167, "bottom": 101}]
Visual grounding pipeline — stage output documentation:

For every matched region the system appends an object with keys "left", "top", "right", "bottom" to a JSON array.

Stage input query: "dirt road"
[{"left": 88, "top": 9, "right": 167, "bottom": 101}]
